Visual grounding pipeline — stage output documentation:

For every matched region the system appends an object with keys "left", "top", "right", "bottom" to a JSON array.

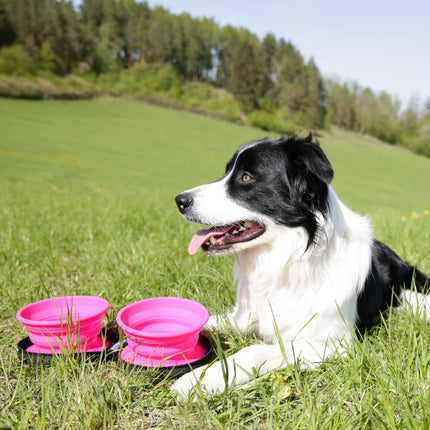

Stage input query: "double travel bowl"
[{"left": 16, "top": 295, "right": 213, "bottom": 377}]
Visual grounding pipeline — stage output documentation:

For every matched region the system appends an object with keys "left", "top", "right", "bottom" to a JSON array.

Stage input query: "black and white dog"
[{"left": 173, "top": 135, "right": 429, "bottom": 397}]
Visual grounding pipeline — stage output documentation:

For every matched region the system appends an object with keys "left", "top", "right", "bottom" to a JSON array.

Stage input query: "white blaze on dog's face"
[{"left": 175, "top": 136, "right": 334, "bottom": 256}]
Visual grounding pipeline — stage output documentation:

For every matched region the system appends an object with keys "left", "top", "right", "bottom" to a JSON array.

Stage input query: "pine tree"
[
  {"left": 303, "top": 58, "right": 325, "bottom": 128},
  {"left": 259, "top": 33, "right": 277, "bottom": 103},
  {"left": 0, "top": 0, "right": 16, "bottom": 48},
  {"left": 79, "top": 0, "right": 105, "bottom": 63},
  {"left": 229, "top": 35, "right": 261, "bottom": 112},
  {"left": 146, "top": 6, "right": 174, "bottom": 64},
  {"left": 214, "top": 25, "right": 240, "bottom": 88},
  {"left": 326, "top": 81, "right": 356, "bottom": 129}
]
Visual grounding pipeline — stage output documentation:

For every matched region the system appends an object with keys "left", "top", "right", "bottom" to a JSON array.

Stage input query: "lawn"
[{"left": 0, "top": 98, "right": 429, "bottom": 429}]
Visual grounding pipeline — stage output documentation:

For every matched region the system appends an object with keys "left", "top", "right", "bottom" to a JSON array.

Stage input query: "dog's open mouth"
[{"left": 188, "top": 221, "right": 265, "bottom": 255}]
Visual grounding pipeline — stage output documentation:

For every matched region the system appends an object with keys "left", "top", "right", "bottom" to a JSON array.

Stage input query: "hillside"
[{"left": 1, "top": 98, "right": 428, "bottom": 214}]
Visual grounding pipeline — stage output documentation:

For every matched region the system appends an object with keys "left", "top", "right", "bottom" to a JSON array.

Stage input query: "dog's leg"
[
  {"left": 205, "top": 310, "right": 255, "bottom": 334},
  {"left": 171, "top": 338, "right": 342, "bottom": 398},
  {"left": 205, "top": 314, "right": 227, "bottom": 330},
  {"left": 401, "top": 290, "right": 430, "bottom": 322}
]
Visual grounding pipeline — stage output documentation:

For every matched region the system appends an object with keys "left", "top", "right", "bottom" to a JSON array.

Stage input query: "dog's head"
[{"left": 175, "top": 135, "right": 334, "bottom": 256}]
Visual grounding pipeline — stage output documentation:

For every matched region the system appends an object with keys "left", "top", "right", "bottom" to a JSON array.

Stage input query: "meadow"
[{"left": 0, "top": 98, "right": 429, "bottom": 429}]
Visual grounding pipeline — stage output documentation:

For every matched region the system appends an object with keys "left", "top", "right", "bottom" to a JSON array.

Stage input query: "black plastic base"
[
  {"left": 17, "top": 330, "right": 214, "bottom": 379},
  {"left": 17, "top": 329, "right": 119, "bottom": 364},
  {"left": 116, "top": 333, "right": 214, "bottom": 378}
]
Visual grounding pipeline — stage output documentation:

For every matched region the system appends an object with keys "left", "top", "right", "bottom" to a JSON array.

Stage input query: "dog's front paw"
[
  {"left": 170, "top": 363, "right": 226, "bottom": 399},
  {"left": 170, "top": 367, "right": 205, "bottom": 399}
]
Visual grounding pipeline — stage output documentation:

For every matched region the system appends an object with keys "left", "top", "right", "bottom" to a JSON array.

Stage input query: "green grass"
[{"left": 0, "top": 98, "right": 430, "bottom": 429}]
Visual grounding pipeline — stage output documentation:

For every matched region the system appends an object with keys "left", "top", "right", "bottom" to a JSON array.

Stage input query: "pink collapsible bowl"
[
  {"left": 117, "top": 297, "right": 209, "bottom": 367},
  {"left": 16, "top": 296, "right": 110, "bottom": 354}
]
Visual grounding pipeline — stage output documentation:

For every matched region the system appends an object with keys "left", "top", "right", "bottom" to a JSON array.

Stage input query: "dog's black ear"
[
  {"left": 282, "top": 135, "right": 333, "bottom": 219},
  {"left": 293, "top": 135, "right": 334, "bottom": 185},
  {"left": 277, "top": 135, "right": 334, "bottom": 248}
]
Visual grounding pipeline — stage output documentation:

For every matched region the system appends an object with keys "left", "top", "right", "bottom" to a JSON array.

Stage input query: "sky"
[{"left": 143, "top": 0, "right": 430, "bottom": 111}]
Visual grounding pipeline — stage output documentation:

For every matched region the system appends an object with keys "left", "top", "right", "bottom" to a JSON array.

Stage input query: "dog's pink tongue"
[{"left": 188, "top": 226, "right": 231, "bottom": 255}]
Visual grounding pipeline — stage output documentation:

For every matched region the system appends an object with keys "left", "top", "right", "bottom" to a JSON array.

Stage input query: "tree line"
[{"left": 1, "top": 0, "right": 429, "bottom": 155}]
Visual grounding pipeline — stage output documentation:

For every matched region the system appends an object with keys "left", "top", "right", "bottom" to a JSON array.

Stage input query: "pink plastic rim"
[
  {"left": 116, "top": 297, "right": 209, "bottom": 364},
  {"left": 16, "top": 296, "right": 110, "bottom": 353}
]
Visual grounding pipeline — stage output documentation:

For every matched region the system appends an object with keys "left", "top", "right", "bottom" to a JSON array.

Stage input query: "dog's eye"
[{"left": 241, "top": 174, "right": 252, "bottom": 183}]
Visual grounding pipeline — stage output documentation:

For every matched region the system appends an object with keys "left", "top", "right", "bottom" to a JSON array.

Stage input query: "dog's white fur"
[{"left": 171, "top": 167, "right": 428, "bottom": 398}]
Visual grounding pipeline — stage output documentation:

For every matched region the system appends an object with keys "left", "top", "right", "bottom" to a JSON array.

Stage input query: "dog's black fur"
[{"left": 358, "top": 240, "right": 429, "bottom": 333}]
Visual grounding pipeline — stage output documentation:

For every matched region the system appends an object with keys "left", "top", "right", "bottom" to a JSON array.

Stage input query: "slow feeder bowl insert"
[
  {"left": 16, "top": 296, "right": 110, "bottom": 354},
  {"left": 117, "top": 297, "right": 210, "bottom": 367}
]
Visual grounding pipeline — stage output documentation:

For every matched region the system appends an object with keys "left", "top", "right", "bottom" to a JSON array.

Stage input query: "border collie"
[{"left": 172, "top": 135, "right": 429, "bottom": 398}]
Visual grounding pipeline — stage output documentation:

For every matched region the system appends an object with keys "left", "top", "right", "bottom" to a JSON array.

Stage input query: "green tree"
[
  {"left": 103, "top": 0, "right": 128, "bottom": 66},
  {"left": 34, "top": 41, "right": 56, "bottom": 72},
  {"left": 78, "top": 0, "right": 104, "bottom": 66},
  {"left": 277, "top": 41, "right": 306, "bottom": 114},
  {"left": 214, "top": 25, "right": 240, "bottom": 88},
  {"left": 373, "top": 92, "right": 401, "bottom": 143},
  {"left": 301, "top": 58, "right": 325, "bottom": 128},
  {"left": 0, "top": 44, "right": 33, "bottom": 75},
  {"left": 277, "top": 39, "right": 304, "bottom": 84},
  {"left": 229, "top": 35, "right": 261, "bottom": 112},
  {"left": 146, "top": 6, "right": 174, "bottom": 64},
  {"left": 125, "top": 1, "right": 150, "bottom": 63},
  {"left": 2, "top": 0, "right": 80, "bottom": 74},
  {"left": 171, "top": 14, "right": 215, "bottom": 81},
  {"left": 259, "top": 33, "right": 277, "bottom": 103},
  {"left": 401, "top": 96, "right": 421, "bottom": 136},
  {"left": 0, "top": 0, "right": 16, "bottom": 48},
  {"left": 326, "top": 80, "right": 356, "bottom": 129},
  {"left": 355, "top": 88, "right": 401, "bottom": 143},
  {"left": 52, "top": 0, "right": 80, "bottom": 73},
  {"left": 93, "top": 21, "right": 117, "bottom": 74},
  {"left": 418, "top": 119, "right": 430, "bottom": 156},
  {"left": 190, "top": 18, "right": 215, "bottom": 81},
  {"left": 356, "top": 87, "right": 378, "bottom": 135}
]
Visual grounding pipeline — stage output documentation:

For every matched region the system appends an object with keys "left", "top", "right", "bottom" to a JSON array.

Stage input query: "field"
[{"left": 0, "top": 98, "right": 430, "bottom": 429}]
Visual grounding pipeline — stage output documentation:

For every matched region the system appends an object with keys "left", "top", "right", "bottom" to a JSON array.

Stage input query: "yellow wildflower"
[
  {"left": 411, "top": 212, "right": 420, "bottom": 219},
  {"left": 424, "top": 210, "right": 429, "bottom": 216},
  {"left": 279, "top": 386, "right": 292, "bottom": 399},
  {"left": 271, "top": 372, "right": 285, "bottom": 385}
]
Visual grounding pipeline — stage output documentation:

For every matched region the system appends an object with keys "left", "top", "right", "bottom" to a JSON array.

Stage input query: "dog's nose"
[{"left": 175, "top": 193, "right": 194, "bottom": 214}]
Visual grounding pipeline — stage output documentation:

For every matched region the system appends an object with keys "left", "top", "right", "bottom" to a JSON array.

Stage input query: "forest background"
[{"left": 1, "top": 0, "right": 430, "bottom": 157}]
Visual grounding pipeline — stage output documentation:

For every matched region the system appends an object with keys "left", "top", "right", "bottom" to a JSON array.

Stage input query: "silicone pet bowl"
[
  {"left": 16, "top": 296, "right": 110, "bottom": 354},
  {"left": 116, "top": 297, "right": 209, "bottom": 367}
]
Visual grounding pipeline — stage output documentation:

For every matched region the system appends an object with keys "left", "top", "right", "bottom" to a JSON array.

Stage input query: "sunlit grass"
[{"left": 0, "top": 98, "right": 429, "bottom": 428}]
